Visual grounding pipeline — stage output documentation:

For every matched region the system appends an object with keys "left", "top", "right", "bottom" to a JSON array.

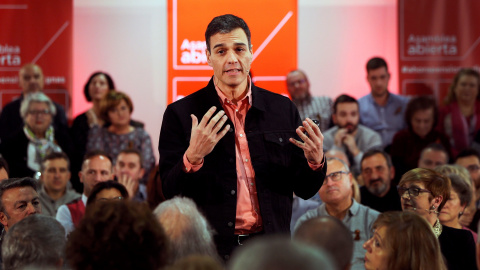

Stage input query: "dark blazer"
[
  {"left": 439, "top": 225, "right": 477, "bottom": 270},
  {"left": 159, "top": 78, "right": 326, "bottom": 259}
]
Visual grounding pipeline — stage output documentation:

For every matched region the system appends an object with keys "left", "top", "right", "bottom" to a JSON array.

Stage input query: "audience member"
[
  {"left": 456, "top": 148, "right": 480, "bottom": 206},
  {"left": 0, "top": 156, "right": 8, "bottom": 181},
  {"left": 86, "top": 91, "right": 154, "bottom": 184},
  {"left": 295, "top": 157, "right": 379, "bottom": 270},
  {"left": 360, "top": 150, "right": 402, "bottom": 212},
  {"left": 56, "top": 150, "right": 112, "bottom": 235},
  {"left": 398, "top": 168, "right": 477, "bottom": 269},
  {"left": 438, "top": 68, "right": 480, "bottom": 155},
  {"left": 114, "top": 148, "right": 147, "bottom": 201},
  {"left": 418, "top": 143, "right": 449, "bottom": 170},
  {"left": 390, "top": 96, "right": 451, "bottom": 177},
  {"left": 154, "top": 197, "right": 219, "bottom": 264},
  {"left": 229, "top": 236, "right": 335, "bottom": 270},
  {"left": 435, "top": 165, "right": 477, "bottom": 242},
  {"left": 286, "top": 69, "right": 333, "bottom": 132},
  {"left": 66, "top": 201, "right": 169, "bottom": 270},
  {"left": 323, "top": 94, "right": 382, "bottom": 175},
  {"left": 85, "top": 180, "right": 128, "bottom": 207},
  {"left": 38, "top": 152, "right": 81, "bottom": 217},
  {"left": 326, "top": 149, "right": 362, "bottom": 201},
  {"left": 363, "top": 211, "right": 447, "bottom": 270},
  {"left": 146, "top": 165, "right": 166, "bottom": 210},
  {"left": 294, "top": 216, "right": 354, "bottom": 270},
  {"left": 0, "top": 92, "right": 72, "bottom": 178},
  {"left": 0, "top": 63, "right": 68, "bottom": 143},
  {"left": 2, "top": 215, "right": 65, "bottom": 270},
  {"left": 358, "top": 57, "right": 409, "bottom": 148}
]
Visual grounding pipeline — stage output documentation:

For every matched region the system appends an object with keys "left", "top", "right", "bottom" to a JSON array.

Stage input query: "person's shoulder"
[
  {"left": 356, "top": 202, "right": 380, "bottom": 219},
  {"left": 389, "top": 92, "right": 410, "bottom": 102},
  {"left": 358, "top": 93, "right": 372, "bottom": 103},
  {"left": 1, "top": 98, "right": 20, "bottom": 111},
  {"left": 358, "top": 124, "right": 381, "bottom": 136},
  {"left": 295, "top": 204, "right": 324, "bottom": 229},
  {"left": 253, "top": 85, "right": 292, "bottom": 103}
]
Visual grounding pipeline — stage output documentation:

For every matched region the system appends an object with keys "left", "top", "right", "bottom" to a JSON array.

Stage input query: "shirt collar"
[{"left": 214, "top": 75, "right": 252, "bottom": 106}]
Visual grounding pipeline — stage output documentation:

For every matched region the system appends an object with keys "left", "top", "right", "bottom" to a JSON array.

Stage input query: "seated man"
[
  {"left": 2, "top": 215, "right": 65, "bottom": 269},
  {"left": 323, "top": 94, "right": 382, "bottom": 175},
  {"left": 455, "top": 148, "right": 480, "bottom": 207},
  {"left": 294, "top": 216, "right": 354, "bottom": 270},
  {"left": 154, "top": 196, "right": 219, "bottom": 264},
  {"left": 360, "top": 149, "right": 402, "bottom": 212},
  {"left": 56, "top": 150, "right": 112, "bottom": 235},
  {"left": 38, "top": 152, "right": 81, "bottom": 217},
  {"left": 295, "top": 157, "right": 379, "bottom": 270},
  {"left": 418, "top": 143, "right": 449, "bottom": 170},
  {"left": 0, "top": 63, "right": 68, "bottom": 143},
  {"left": 114, "top": 149, "right": 147, "bottom": 201}
]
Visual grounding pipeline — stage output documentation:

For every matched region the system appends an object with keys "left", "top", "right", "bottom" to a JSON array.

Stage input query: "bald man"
[{"left": 0, "top": 63, "right": 68, "bottom": 143}]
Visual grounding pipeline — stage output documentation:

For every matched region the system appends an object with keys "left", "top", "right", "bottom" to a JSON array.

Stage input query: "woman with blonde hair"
[{"left": 363, "top": 211, "right": 447, "bottom": 270}]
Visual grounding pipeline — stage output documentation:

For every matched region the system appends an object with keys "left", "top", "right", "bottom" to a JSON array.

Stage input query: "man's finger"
[
  {"left": 215, "top": 124, "right": 231, "bottom": 142},
  {"left": 190, "top": 114, "right": 199, "bottom": 130},
  {"left": 289, "top": 137, "right": 305, "bottom": 149},
  {"left": 198, "top": 106, "right": 217, "bottom": 127},
  {"left": 206, "top": 110, "right": 226, "bottom": 131},
  {"left": 212, "top": 115, "right": 228, "bottom": 134}
]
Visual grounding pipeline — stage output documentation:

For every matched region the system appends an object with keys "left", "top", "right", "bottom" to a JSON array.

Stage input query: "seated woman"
[
  {"left": 397, "top": 168, "right": 477, "bottom": 270},
  {"left": 0, "top": 93, "right": 72, "bottom": 178},
  {"left": 70, "top": 72, "right": 143, "bottom": 192},
  {"left": 86, "top": 180, "right": 129, "bottom": 207},
  {"left": 363, "top": 211, "right": 447, "bottom": 270},
  {"left": 438, "top": 68, "right": 480, "bottom": 156},
  {"left": 435, "top": 165, "right": 478, "bottom": 242},
  {"left": 390, "top": 96, "right": 451, "bottom": 177},
  {"left": 86, "top": 91, "right": 155, "bottom": 183}
]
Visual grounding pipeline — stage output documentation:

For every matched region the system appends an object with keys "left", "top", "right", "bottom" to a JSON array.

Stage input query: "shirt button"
[
  {"left": 245, "top": 159, "right": 249, "bottom": 162},
  {"left": 231, "top": 190, "right": 236, "bottom": 195},
  {"left": 250, "top": 183, "right": 254, "bottom": 186},
  {"left": 279, "top": 138, "right": 283, "bottom": 142},
  {"left": 228, "top": 222, "right": 233, "bottom": 227},
  {"left": 235, "top": 109, "right": 239, "bottom": 112},
  {"left": 240, "top": 134, "right": 243, "bottom": 137}
]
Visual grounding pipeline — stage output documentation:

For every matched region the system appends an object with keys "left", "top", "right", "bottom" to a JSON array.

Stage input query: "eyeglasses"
[
  {"left": 324, "top": 171, "right": 349, "bottom": 184},
  {"left": 96, "top": 196, "right": 124, "bottom": 202},
  {"left": 27, "top": 109, "right": 50, "bottom": 116},
  {"left": 397, "top": 186, "right": 432, "bottom": 197}
]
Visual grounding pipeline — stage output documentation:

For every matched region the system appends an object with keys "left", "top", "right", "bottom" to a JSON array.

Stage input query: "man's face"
[
  {"left": 41, "top": 158, "right": 71, "bottom": 194},
  {"left": 114, "top": 153, "right": 144, "bottom": 182},
  {"left": 286, "top": 71, "right": 310, "bottom": 100},
  {"left": 361, "top": 154, "right": 394, "bottom": 198},
  {"left": 456, "top": 155, "right": 480, "bottom": 189},
  {"left": 19, "top": 65, "right": 44, "bottom": 94},
  {"left": 79, "top": 155, "right": 112, "bottom": 196},
  {"left": 418, "top": 149, "right": 448, "bottom": 170},
  {"left": 333, "top": 102, "right": 359, "bottom": 133},
  {"left": 0, "top": 186, "right": 41, "bottom": 230},
  {"left": 366, "top": 67, "right": 390, "bottom": 97},
  {"left": 319, "top": 159, "right": 352, "bottom": 204},
  {"left": 206, "top": 28, "right": 253, "bottom": 92}
]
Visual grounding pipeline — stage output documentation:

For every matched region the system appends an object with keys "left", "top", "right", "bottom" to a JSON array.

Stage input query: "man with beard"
[
  {"left": 323, "top": 94, "right": 382, "bottom": 175},
  {"left": 359, "top": 149, "right": 402, "bottom": 212}
]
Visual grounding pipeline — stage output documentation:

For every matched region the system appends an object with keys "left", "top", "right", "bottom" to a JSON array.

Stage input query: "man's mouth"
[{"left": 225, "top": 68, "right": 242, "bottom": 75}]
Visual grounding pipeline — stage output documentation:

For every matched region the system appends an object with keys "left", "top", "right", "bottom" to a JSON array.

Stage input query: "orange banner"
[
  {"left": 167, "top": 0, "right": 297, "bottom": 104},
  {"left": 0, "top": 0, "right": 72, "bottom": 114}
]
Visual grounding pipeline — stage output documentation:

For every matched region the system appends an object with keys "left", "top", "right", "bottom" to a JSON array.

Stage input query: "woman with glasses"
[
  {"left": 0, "top": 92, "right": 72, "bottom": 178},
  {"left": 86, "top": 180, "right": 129, "bottom": 208},
  {"left": 363, "top": 211, "right": 447, "bottom": 270},
  {"left": 397, "top": 168, "right": 476, "bottom": 270}
]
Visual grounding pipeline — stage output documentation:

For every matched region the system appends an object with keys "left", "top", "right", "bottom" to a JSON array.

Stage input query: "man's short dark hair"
[
  {"left": 83, "top": 71, "right": 115, "bottom": 102},
  {"left": 0, "top": 155, "right": 9, "bottom": 176},
  {"left": 2, "top": 215, "right": 65, "bottom": 270},
  {"left": 294, "top": 216, "right": 353, "bottom": 270},
  {"left": 82, "top": 150, "right": 113, "bottom": 170},
  {"left": 118, "top": 148, "right": 144, "bottom": 168},
  {"left": 0, "top": 178, "right": 38, "bottom": 213},
  {"left": 333, "top": 94, "right": 358, "bottom": 114},
  {"left": 366, "top": 57, "right": 388, "bottom": 72},
  {"left": 404, "top": 95, "right": 438, "bottom": 131},
  {"left": 205, "top": 14, "right": 251, "bottom": 53},
  {"left": 456, "top": 148, "right": 480, "bottom": 161},
  {"left": 421, "top": 143, "right": 449, "bottom": 161},
  {"left": 41, "top": 151, "right": 70, "bottom": 172},
  {"left": 361, "top": 149, "right": 393, "bottom": 169}
]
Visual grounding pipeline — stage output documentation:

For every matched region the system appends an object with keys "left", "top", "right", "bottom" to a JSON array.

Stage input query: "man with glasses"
[
  {"left": 286, "top": 69, "right": 333, "bottom": 132},
  {"left": 295, "top": 157, "right": 379, "bottom": 270},
  {"left": 455, "top": 148, "right": 480, "bottom": 207},
  {"left": 56, "top": 150, "right": 112, "bottom": 235},
  {"left": 360, "top": 149, "right": 402, "bottom": 212}
]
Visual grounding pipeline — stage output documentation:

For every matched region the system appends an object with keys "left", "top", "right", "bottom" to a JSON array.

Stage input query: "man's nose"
[
  {"left": 226, "top": 50, "right": 238, "bottom": 63},
  {"left": 26, "top": 203, "right": 37, "bottom": 215}
]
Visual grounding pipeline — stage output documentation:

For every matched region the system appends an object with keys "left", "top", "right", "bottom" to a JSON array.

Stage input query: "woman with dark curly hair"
[
  {"left": 66, "top": 200, "right": 169, "bottom": 270},
  {"left": 86, "top": 180, "right": 129, "bottom": 207}
]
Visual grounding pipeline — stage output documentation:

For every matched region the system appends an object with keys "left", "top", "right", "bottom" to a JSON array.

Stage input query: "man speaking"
[{"left": 159, "top": 14, "right": 326, "bottom": 260}]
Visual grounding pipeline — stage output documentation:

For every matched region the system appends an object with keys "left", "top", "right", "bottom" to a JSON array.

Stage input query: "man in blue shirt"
[{"left": 358, "top": 57, "right": 409, "bottom": 148}]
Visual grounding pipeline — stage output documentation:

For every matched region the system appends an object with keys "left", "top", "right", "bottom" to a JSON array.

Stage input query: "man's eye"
[
  {"left": 18, "top": 204, "right": 26, "bottom": 210},
  {"left": 217, "top": 50, "right": 224, "bottom": 54}
]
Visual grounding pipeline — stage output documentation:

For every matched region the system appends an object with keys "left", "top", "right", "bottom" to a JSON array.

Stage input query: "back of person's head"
[
  {"left": 67, "top": 201, "right": 169, "bottom": 270},
  {"left": 165, "top": 255, "right": 223, "bottom": 270},
  {"left": 2, "top": 215, "right": 65, "bottom": 270},
  {"left": 153, "top": 197, "right": 218, "bottom": 263},
  {"left": 372, "top": 211, "right": 447, "bottom": 270},
  {"left": 229, "top": 236, "right": 335, "bottom": 270},
  {"left": 294, "top": 216, "right": 353, "bottom": 270},
  {"left": 86, "top": 180, "right": 129, "bottom": 207},
  {"left": 333, "top": 94, "right": 358, "bottom": 114}
]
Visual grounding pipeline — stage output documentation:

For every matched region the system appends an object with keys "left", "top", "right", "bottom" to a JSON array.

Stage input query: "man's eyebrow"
[{"left": 212, "top": 42, "right": 247, "bottom": 50}]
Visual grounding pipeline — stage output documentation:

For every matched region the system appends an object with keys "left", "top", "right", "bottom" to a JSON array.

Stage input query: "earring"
[
  {"left": 459, "top": 211, "right": 464, "bottom": 215},
  {"left": 432, "top": 206, "right": 436, "bottom": 209}
]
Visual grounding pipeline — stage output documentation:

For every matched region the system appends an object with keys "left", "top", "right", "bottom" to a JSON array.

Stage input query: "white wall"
[{"left": 73, "top": 0, "right": 397, "bottom": 161}]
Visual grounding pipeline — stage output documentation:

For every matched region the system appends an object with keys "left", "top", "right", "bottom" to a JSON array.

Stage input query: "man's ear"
[
  {"left": 78, "top": 171, "right": 84, "bottom": 184},
  {"left": 389, "top": 166, "right": 395, "bottom": 180},
  {"left": 139, "top": 168, "right": 145, "bottom": 179},
  {"left": 206, "top": 49, "right": 212, "bottom": 67},
  {"left": 0, "top": 211, "right": 8, "bottom": 227}
]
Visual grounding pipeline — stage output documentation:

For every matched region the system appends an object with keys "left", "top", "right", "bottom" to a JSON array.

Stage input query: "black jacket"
[
  {"left": 159, "top": 78, "right": 326, "bottom": 258},
  {"left": 439, "top": 225, "right": 477, "bottom": 270}
]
